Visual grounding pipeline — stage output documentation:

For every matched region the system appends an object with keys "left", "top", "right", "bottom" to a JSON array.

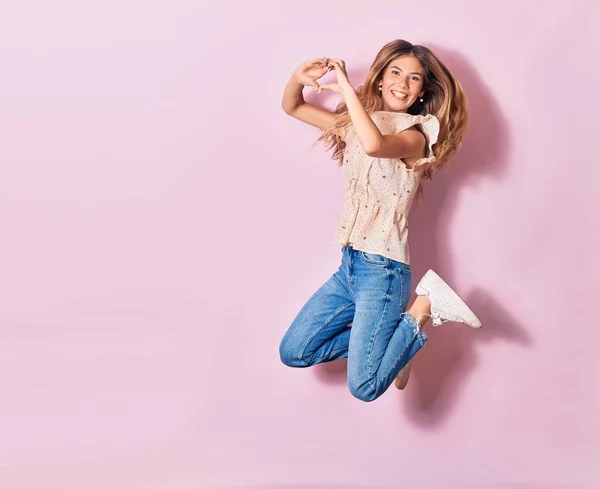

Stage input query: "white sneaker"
[
  {"left": 415, "top": 269, "right": 482, "bottom": 328},
  {"left": 394, "top": 360, "right": 412, "bottom": 390}
]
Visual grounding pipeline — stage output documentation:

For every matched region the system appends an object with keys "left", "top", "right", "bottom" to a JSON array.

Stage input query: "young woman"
[{"left": 279, "top": 39, "right": 482, "bottom": 402}]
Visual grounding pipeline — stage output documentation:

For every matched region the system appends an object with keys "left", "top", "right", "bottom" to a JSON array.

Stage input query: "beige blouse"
[{"left": 333, "top": 111, "right": 440, "bottom": 265}]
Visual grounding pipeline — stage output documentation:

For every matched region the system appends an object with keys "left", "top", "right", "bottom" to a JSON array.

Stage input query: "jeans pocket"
[{"left": 359, "top": 251, "right": 391, "bottom": 266}]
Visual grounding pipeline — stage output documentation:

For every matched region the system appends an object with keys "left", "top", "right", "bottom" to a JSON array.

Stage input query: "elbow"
[
  {"left": 282, "top": 101, "right": 301, "bottom": 116},
  {"left": 281, "top": 103, "right": 293, "bottom": 115},
  {"left": 364, "top": 141, "right": 383, "bottom": 157}
]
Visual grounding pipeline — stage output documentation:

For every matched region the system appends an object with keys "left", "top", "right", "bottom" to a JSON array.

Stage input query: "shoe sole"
[{"left": 417, "top": 269, "right": 482, "bottom": 328}]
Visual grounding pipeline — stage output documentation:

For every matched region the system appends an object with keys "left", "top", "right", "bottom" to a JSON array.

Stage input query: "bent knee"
[
  {"left": 348, "top": 379, "right": 381, "bottom": 402},
  {"left": 279, "top": 339, "right": 307, "bottom": 368}
]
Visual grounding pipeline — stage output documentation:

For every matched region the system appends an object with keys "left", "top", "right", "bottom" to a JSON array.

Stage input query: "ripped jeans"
[{"left": 279, "top": 245, "right": 428, "bottom": 402}]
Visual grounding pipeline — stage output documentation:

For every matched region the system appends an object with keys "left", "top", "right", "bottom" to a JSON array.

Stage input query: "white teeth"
[{"left": 391, "top": 91, "right": 408, "bottom": 99}]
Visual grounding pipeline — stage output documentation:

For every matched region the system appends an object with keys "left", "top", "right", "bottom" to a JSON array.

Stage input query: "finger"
[
  {"left": 329, "top": 60, "right": 348, "bottom": 78},
  {"left": 305, "top": 58, "right": 327, "bottom": 68},
  {"left": 330, "top": 59, "right": 346, "bottom": 70},
  {"left": 330, "top": 63, "right": 343, "bottom": 73}
]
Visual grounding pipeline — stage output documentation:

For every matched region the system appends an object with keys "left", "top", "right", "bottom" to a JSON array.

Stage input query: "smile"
[{"left": 390, "top": 90, "right": 409, "bottom": 101}]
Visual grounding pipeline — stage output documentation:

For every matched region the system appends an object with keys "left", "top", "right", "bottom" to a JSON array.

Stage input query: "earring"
[
  {"left": 419, "top": 96, "right": 424, "bottom": 102},
  {"left": 379, "top": 86, "right": 382, "bottom": 91}
]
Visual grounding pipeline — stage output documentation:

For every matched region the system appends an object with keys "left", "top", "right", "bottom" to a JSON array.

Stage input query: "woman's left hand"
[{"left": 318, "top": 58, "right": 354, "bottom": 96}]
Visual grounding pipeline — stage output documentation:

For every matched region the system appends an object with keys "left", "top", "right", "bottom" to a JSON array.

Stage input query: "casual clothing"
[
  {"left": 333, "top": 111, "right": 439, "bottom": 264},
  {"left": 279, "top": 246, "right": 428, "bottom": 402},
  {"left": 280, "top": 111, "right": 439, "bottom": 401}
]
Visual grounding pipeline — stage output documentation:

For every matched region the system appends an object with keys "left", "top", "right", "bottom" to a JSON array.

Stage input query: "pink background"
[{"left": 1, "top": 1, "right": 598, "bottom": 488}]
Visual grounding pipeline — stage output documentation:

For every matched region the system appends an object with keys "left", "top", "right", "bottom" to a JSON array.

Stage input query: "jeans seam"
[
  {"left": 399, "top": 269, "right": 404, "bottom": 309},
  {"left": 365, "top": 265, "right": 393, "bottom": 392},
  {"left": 380, "top": 316, "right": 428, "bottom": 381},
  {"left": 298, "top": 302, "right": 354, "bottom": 366},
  {"left": 382, "top": 329, "right": 419, "bottom": 381}
]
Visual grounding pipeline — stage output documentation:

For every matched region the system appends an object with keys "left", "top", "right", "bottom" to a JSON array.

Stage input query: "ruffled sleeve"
[
  {"left": 409, "top": 114, "right": 440, "bottom": 166},
  {"left": 344, "top": 111, "right": 440, "bottom": 165},
  {"left": 369, "top": 111, "right": 440, "bottom": 165}
]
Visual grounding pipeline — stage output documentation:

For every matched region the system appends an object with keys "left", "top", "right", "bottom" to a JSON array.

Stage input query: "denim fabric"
[{"left": 279, "top": 246, "right": 428, "bottom": 402}]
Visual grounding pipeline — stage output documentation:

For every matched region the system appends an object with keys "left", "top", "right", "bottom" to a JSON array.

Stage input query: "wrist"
[
  {"left": 293, "top": 71, "right": 315, "bottom": 88},
  {"left": 341, "top": 84, "right": 357, "bottom": 98}
]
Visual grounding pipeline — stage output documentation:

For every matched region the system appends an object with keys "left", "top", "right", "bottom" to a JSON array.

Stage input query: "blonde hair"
[{"left": 318, "top": 39, "right": 469, "bottom": 182}]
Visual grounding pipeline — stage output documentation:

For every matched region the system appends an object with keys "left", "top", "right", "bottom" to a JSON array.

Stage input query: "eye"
[
  {"left": 391, "top": 70, "right": 400, "bottom": 75},
  {"left": 411, "top": 76, "right": 421, "bottom": 81}
]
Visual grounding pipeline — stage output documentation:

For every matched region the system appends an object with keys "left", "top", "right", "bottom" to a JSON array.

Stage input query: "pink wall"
[{"left": 1, "top": 1, "right": 598, "bottom": 488}]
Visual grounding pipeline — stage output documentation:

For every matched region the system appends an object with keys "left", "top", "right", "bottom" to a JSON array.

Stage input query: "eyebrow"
[{"left": 390, "top": 66, "right": 423, "bottom": 76}]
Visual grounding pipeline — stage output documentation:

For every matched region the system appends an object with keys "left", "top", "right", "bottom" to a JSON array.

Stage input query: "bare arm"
[
  {"left": 343, "top": 87, "right": 425, "bottom": 159},
  {"left": 281, "top": 58, "right": 338, "bottom": 132},
  {"left": 321, "top": 59, "right": 426, "bottom": 161}
]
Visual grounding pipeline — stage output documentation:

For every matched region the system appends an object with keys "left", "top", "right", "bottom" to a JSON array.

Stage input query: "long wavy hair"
[{"left": 318, "top": 39, "right": 468, "bottom": 182}]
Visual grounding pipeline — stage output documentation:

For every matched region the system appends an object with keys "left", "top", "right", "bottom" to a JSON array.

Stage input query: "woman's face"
[{"left": 378, "top": 55, "right": 425, "bottom": 112}]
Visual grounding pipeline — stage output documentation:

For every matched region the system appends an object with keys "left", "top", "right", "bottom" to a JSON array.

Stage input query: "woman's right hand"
[{"left": 293, "top": 58, "right": 332, "bottom": 90}]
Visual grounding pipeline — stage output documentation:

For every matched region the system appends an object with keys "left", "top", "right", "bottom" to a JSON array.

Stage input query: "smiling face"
[{"left": 378, "top": 54, "right": 425, "bottom": 112}]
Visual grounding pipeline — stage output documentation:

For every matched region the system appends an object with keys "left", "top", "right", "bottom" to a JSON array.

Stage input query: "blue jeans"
[{"left": 279, "top": 246, "right": 428, "bottom": 402}]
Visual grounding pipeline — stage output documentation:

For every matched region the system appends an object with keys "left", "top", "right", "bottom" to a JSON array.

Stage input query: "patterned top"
[{"left": 333, "top": 111, "right": 440, "bottom": 264}]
